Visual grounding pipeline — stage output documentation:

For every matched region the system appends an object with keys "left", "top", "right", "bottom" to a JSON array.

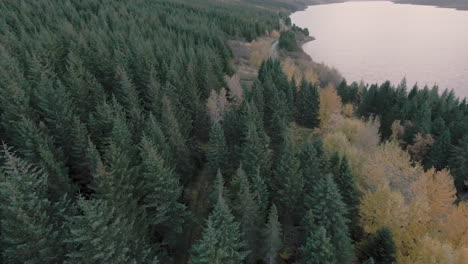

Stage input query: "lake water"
[{"left": 291, "top": 1, "right": 468, "bottom": 99}]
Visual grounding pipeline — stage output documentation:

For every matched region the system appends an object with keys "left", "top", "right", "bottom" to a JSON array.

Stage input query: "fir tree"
[
  {"left": 209, "top": 169, "right": 227, "bottom": 208},
  {"left": 448, "top": 135, "right": 468, "bottom": 196},
  {"left": 363, "top": 227, "right": 396, "bottom": 264},
  {"left": 0, "top": 147, "right": 65, "bottom": 263},
  {"left": 295, "top": 80, "right": 320, "bottom": 128},
  {"left": 139, "top": 136, "right": 186, "bottom": 242},
  {"left": 272, "top": 129, "right": 304, "bottom": 219},
  {"left": 312, "top": 137, "right": 328, "bottom": 173},
  {"left": 305, "top": 175, "right": 355, "bottom": 264},
  {"left": 334, "top": 156, "right": 359, "bottom": 223},
  {"left": 328, "top": 151, "right": 341, "bottom": 176},
  {"left": 429, "top": 129, "right": 452, "bottom": 170},
  {"left": 231, "top": 166, "right": 262, "bottom": 263},
  {"left": 299, "top": 140, "right": 322, "bottom": 195},
  {"left": 251, "top": 167, "right": 270, "bottom": 215},
  {"left": 298, "top": 227, "right": 336, "bottom": 264},
  {"left": 414, "top": 102, "right": 432, "bottom": 135},
  {"left": 263, "top": 204, "right": 282, "bottom": 264},
  {"left": 66, "top": 198, "right": 158, "bottom": 264},
  {"left": 161, "top": 96, "right": 192, "bottom": 182},
  {"left": 189, "top": 195, "right": 248, "bottom": 264},
  {"left": 239, "top": 115, "right": 271, "bottom": 180},
  {"left": 207, "top": 122, "right": 228, "bottom": 172},
  {"left": 14, "top": 117, "right": 73, "bottom": 200}
]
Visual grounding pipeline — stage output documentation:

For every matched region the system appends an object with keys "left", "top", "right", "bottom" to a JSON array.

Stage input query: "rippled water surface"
[{"left": 291, "top": 1, "right": 468, "bottom": 98}]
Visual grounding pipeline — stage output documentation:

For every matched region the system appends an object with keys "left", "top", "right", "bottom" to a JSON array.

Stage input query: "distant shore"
[{"left": 301, "top": 0, "right": 468, "bottom": 11}]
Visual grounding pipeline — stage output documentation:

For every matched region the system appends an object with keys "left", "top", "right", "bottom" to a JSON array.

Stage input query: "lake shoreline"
[
  {"left": 299, "top": 0, "right": 468, "bottom": 11},
  {"left": 291, "top": 1, "right": 468, "bottom": 99}
]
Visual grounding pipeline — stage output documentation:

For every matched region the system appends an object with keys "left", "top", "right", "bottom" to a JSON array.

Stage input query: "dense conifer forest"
[{"left": 0, "top": 0, "right": 466, "bottom": 264}]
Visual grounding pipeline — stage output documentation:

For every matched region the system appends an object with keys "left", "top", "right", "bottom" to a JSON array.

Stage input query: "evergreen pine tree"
[
  {"left": 429, "top": 129, "right": 452, "bottom": 170},
  {"left": 144, "top": 114, "right": 174, "bottom": 167},
  {"left": 0, "top": 147, "right": 65, "bottom": 263},
  {"left": 161, "top": 96, "right": 192, "bottom": 182},
  {"left": 448, "top": 135, "right": 468, "bottom": 196},
  {"left": 298, "top": 227, "right": 336, "bottom": 264},
  {"left": 251, "top": 167, "right": 270, "bottom": 214},
  {"left": 328, "top": 151, "right": 341, "bottom": 176},
  {"left": 334, "top": 156, "right": 359, "bottom": 223},
  {"left": 14, "top": 117, "right": 73, "bottom": 200},
  {"left": 272, "top": 129, "right": 304, "bottom": 220},
  {"left": 312, "top": 138, "right": 328, "bottom": 173},
  {"left": 305, "top": 175, "right": 355, "bottom": 263},
  {"left": 295, "top": 81, "right": 320, "bottom": 128},
  {"left": 66, "top": 198, "right": 159, "bottom": 264},
  {"left": 431, "top": 116, "right": 446, "bottom": 137},
  {"left": 231, "top": 166, "right": 262, "bottom": 263},
  {"left": 263, "top": 204, "right": 283, "bottom": 264},
  {"left": 140, "top": 136, "right": 186, "bottom": 242},
  {"left": 189, "top": 195, "right": 248, "bottom": 264},
  {"left": 363, "top": 227, "right": 396, "bottom": 264},
  {"left": 207, "top": 122, "right": 228, "bottom": 172},
  {"left": 299, "top": 141, "right": 322, "bottom": 195},
  {"left": 414, "top": 102, "right": 432, "bottom": 135},
  {"left": 239, "top": 116, "right": 271, "bottom": 180},
  {"left": 209, "top": 169, "right": 227, "bottom": 208}
]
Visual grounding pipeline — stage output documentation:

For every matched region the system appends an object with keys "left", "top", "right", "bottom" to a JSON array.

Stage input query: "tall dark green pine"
[
  {"left": 295, "top": 80, "right": 320, "bottom": 128},
  {"left": 161, "top": 96, "right": 192, "bottom": 183},
  {"left": 144, "top": 114, "right": 174, "bottom": 167},
  {"left": 189, "top": 195, "right": 248, "bottom": 264},
  {"left": 231, "top": 166, "right": 262, "bottom": 263},
  {"left": 262, "top": 204, "right": 282, "bottom": 264},
  {"left": 14, "top": 117, "right": 72, "bottom": 200},
  {"left": 139, "top": 136, "right": 186, "bottom": 244},
  {"left": 414, "top": 102, "right": 432, "bottom": 135},
  {"left": 305, "top": 175, "right": 355, "bottom": 264},
  {"left": 298, "top": 227, "right": 336, "bottom": 264},
  {"left": 251, "top": 168, "right": 270, "bottom": 215},
  {"left": 207, "top": 122, "right": 228, "bottom": 172},
  {"left": 239, "top": 116, "right": 271, "bottom": 181},
  {"left": 363, "top": 227, "right": 396, "bottom": 264},
  {"left": 272, "top": 129, "right": 304, "bottom": 220},
  {"left": 0, "top": 147, "right": 65, "bottom": 263},
  {"left": 448, "top": 135, "right": 468, "bottom": 197},
  {"left": 328, "top": 151, "right": 341, "bottom": 176},
  {"left": 334, "top": 156, "right": 359, "bottom": 225},
  {"left": 429, "top": 129, "right": 451, "bottom": 170},
  {"left": 65, "top": 51, "right": 105, "bottom": 121},
  {"left": 312, "top": 138, "right": 328, "bottom": 173},
  {"left": 114, "top": 65, "right": 144, "bottom": 130},
  {"left": 299, "top": 141, "right": 322, "bottom": 195},
  {"left": 431, "top": 116, "right": 446, "bottom": 137},
  {"left": 66, "top": 198, "right": 159, "bottom": 264},
  {"left": 69, "top": 117, "right": 94, "bottom": 190},
  {"left": 209, "top": 169, "right": 227, "bottom": 208},
  {"left": 35, "top": 77, "right": 76, "bottom": 159}
]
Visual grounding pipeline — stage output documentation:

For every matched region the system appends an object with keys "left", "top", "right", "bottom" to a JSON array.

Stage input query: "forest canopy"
[{"left": 0, "top": 0, "right": 466, "bottom": 264}]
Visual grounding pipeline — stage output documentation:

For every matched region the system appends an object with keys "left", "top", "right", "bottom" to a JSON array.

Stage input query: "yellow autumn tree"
[
  {"left": 282, "top": 58, "right": 319, "bottom": 84},
  {"left": 319, "top": 85, "right": 342, "bottom": 130},
  {"left": 342, "top": 103, "right": 354, "bottom": 117},
  {"left": 360, "top": 182, "right": 407, "bottom": 235},
  {"left": 399, "top": 235, "right": 459, "bottom": 264},
  {"left": 361, "top": 140, "right": 422, "bottom": 199},
  {"left": 439, "top": 202, "right": 468, "bottom": 249},
  {"left": 249, "top": 40, "right": 270, "bottom": 67},
  {"left": 411, "top": 169, "right": 457, "bottom": 221}
]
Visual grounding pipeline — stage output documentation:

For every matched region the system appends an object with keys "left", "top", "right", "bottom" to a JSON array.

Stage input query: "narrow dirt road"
[{"left": 270, "top": 40, "right": 278, "bottom": 58}]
